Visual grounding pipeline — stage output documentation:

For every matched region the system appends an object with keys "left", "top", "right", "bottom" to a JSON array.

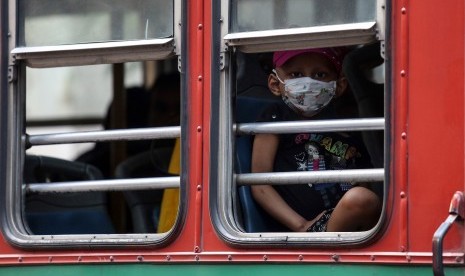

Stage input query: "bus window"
[
  {"left": 230, "top": 0, "right": 376, "bottom": 33},
  {"left": 210, "top": 0, "right": 387, "bottom": 245},
  {"left": 1, "top": 0, "right": 185, "bottom": 247},
  {"left": 19, "top": 0, "right": 173, "bottom": 47}
]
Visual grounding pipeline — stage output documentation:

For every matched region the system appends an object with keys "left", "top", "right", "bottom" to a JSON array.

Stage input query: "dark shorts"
[{"left": 306, "top": 208, "right": 334, "bottom": 232}]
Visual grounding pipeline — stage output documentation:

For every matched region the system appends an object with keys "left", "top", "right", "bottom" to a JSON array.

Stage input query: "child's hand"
[{"left": 300, "top": 211, "right": 326, "bottom": 232}]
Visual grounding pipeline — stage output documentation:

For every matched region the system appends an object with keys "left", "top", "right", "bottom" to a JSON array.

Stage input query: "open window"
[
  {"left": 211, "top": 0, "right": 388, "bottom": 246},
  {"left": 1, "top": 0, "right": 186, "bottom": 247}
]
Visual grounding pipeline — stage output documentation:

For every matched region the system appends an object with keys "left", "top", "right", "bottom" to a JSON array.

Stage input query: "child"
[{"left": 251, "top": 47, "right": 381, "bottom": 232}]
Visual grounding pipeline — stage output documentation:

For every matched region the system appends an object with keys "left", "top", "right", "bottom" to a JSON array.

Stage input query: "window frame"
[
  {"left": 210, "top": 0, "right": 390, "bottom": 247},
  {"left": 0, "top": 0, "right": 188, "bottom": 248}
]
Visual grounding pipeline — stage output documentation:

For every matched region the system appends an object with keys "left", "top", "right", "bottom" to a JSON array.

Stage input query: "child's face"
[{"left": 268, "top": 52, "right": 347, "bottom": 98}]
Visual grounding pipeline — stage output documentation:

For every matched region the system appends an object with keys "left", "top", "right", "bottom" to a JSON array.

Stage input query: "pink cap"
[{"left": 273, "top": 47, "right": 347, "bottom": 73}]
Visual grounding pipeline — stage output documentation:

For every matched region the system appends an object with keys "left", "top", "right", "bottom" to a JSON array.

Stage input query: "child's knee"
[{"left": 340, "top": 186, "right": 380, "bottom": 212}]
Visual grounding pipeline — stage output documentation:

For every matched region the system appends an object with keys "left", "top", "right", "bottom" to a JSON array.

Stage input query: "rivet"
[
  {"left": 401, "top": 7, "right": 407, "bottom": 14},
  {"left": 166, "top": 255, "right": 171, "bottom": 261},
  {"left": 197, "top": 126, "right": 202, "bottom": 132},
  {"left": 263, "top": 255, "right": 268, "bottom": 261},
  {"left": 198, "top": 75, "right": 203, "bottom": 81},
  {"left": 18, "top": 257, "right": 23, "bottom": 263},
  {"left": 227, "top": 255, "right": 233, "bottom": 261},
  {"left": 77, "top": 256, "right": 82, "bottom": 262},
  {"left": 109, "top": 256, "right": 114, "bottom": 262},
  {"left": 456, "top": 256, "right": 463, "bottom": 263},
  {"left": 48, "top": 256, "right": 53, "bottom": 263},
  {"left": 401, "top": 132, "right": 407, "bottom": 139},
  {"left": 298, "top": 255, "right": 304, "bottom": 261},
  {"left": 371, "top": 255, "right": 376, "bottom": 261},
  {"left": 406, "top": 255, "right": 411, "bottom": 262},
  {"left": 332, "top": 254, "right": 340, "bottom": 262},
  {"left": 197, "top": 185, "right": 202, "bottom": 191},
  {"left": 194, "top": 246, "right": 200, "bottom": 253},
  {"left": 400, "top": 191, "right": 406, "bottom": 198},
  {"left": 400, "top": 70, "right": 406, "bottom": 77},
  {"left": 137, "top": 255, "right": 144, "bottom": 262},
  {"left": 400, "top": 246, "right": 406, "bottom": 252},
  {"left": 198, "top": 24, "right": 203, "bottom": 30},
  {"left": 195, "top": 255, "right": 200, "bottom": 261}
]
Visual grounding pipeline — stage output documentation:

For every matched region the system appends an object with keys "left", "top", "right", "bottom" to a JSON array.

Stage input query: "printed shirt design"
[{"left": 257, "top": 102, "right": 371, "bottom": 220}]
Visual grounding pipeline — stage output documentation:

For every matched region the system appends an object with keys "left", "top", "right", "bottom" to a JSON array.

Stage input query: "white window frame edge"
[
  {"left": 224, "top": 22, "right": 378, "bottom": 53},
  {"left": 174, "top": 0, "right": 182, "bottom": 71},
  {"left": 11, "top": 38, "right": 175, "bottom": 68}
]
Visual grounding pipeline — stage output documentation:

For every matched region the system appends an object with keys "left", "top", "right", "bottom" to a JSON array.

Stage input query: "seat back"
[
  {"left": 235, "top": 96, "right": 287, "bottom": 232},
  {"left": 24, "top": 155, "right": 115, "bottom": 234},
  {"left": 114, "top": 146, "right": 174, "bottom": 233}
]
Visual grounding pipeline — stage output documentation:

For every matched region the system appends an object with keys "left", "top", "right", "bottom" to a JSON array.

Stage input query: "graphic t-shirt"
[{"left": 257, "top": 102, "right": 371, "bottom": 221}]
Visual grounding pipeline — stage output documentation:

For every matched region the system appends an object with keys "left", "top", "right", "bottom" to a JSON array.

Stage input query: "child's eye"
[
  {"left": 289, "top": 72, "right": 304, "bottom": 78},
  {"left": 313, "top": 72, "right": 328, "bottom": 79}
]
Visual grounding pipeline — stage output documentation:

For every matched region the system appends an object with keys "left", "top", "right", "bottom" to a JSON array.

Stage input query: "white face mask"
[{"left": 273, "top": 70, "right": 336, "bottom": 117}]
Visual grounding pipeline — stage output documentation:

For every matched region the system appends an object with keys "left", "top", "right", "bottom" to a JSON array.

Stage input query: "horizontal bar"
[
  {"left": 235, "top": 118, "right": 384, "bottom": 135},
  {"left": 27, "top": 126, "right": 181, "bottom": 146},
  {"left": 236, "top": 168, "right": 384, "bottom": 185},
  {"left": 25, "top": 176, "right": 180, "bottom": 193},
  {"left": 224, "top": 22, "right": 377, "bottom": 53},
  {"left": 225, "top": 22, "right": 376, "bottom": 42},
  {"left": 11, "top": 38, "right": 174, "bottom": 68}
]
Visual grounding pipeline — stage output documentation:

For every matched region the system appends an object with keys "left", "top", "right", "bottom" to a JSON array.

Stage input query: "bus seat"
[
  {"left": 343, "top": 43, "right": 384, "bottom": 198},
  {"left": 114, "top": 147, "right": 174, "bottom": 233},
  {"left": 76, "top": 73, "right": 180, "bottom": 178},
  {"left": 23, "top": 155, "right": 115, "bottom": 235},
  {"left": 343, "top": 42, "right": 384, "bottom": 169},
  {"left": 75, "top": 86, "right": 155, "bottom": 178},
  {"left": 235, "top": 96, "right": 287, "bottom": 232}
]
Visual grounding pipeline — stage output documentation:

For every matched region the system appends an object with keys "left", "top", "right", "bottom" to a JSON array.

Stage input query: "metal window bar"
[
  {"left": 25, "top": 176, "right": 180, "bottom": 194},
  {"left": 25, "top": 126, "right": 181, "bottom": 194},
  {"left": 27, "top": 126, "right": 181, "bottom": 146},
  {"left": 235, "top": 117, "right": 384, "bottom": 135},
  {"left": 234, "top": 118, "right": 385, "bottom": 185}
]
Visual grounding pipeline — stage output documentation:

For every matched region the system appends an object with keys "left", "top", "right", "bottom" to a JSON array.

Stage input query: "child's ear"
[
  {"left": 268, "top": 74, "right": 282, "bottom": 96},
  {"left": 335, "top": 76, "right": 348, "bottom": 98}
]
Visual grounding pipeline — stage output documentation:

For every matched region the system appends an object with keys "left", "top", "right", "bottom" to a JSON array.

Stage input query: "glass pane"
[
  {"left": 26, "top": 63, "right": 142, "bottom": 120},
  {"left": 24, "top": 60, "right": 181, "bottom": 235},
  {"left": 19, "top": 0, "right": 174, "bottom": 46},
  {"left": 230, "top": 0, "right": 376, "bottom": 33}
]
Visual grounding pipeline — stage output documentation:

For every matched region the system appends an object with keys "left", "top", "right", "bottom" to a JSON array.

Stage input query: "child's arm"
[{"left": 251, "top": 133, "right": 314, "bottom": 232}]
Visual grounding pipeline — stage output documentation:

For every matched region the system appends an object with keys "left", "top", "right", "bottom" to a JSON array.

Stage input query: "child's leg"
[{"left": 326, "top": 186, "right": 381, "bottom": 232}]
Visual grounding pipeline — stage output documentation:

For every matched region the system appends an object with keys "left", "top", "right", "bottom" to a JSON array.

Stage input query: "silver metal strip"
[
  {"left": 376, "top": 0, "right": 386, "bottom": 41},
  {"left": 235, "top": 118, "right": 384, "bottom": 135},
  {"left": 25, "top": 176, "right": 180, "bottom": 193},
  {"left": 236, "top": 168, "right": 384, "bottom": 185},
  {"left": 11, "top": 38, "right": 175, "bottom": 68},
  {"left": 174, "top": 0, "right": 182, "bottom": 56},
  {"left": 220, "top": 0, "right": 229, "bottom": 52},
  {"left": 224, "top": 22, "right": 377, "bottom": 53},
  {"left": 28, "top": 126, "right": 181, "bottom": 146}
]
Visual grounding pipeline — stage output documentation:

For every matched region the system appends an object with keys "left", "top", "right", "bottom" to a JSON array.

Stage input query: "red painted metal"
[
  {"left": 1, "top": 0, "right": 464, "bottom": 268},
  {"left": 397, "top": 0, "right": 410, "bottom": 253},
  {"left": 407, "top": 0, "right": 464, "bottom": 254}
]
